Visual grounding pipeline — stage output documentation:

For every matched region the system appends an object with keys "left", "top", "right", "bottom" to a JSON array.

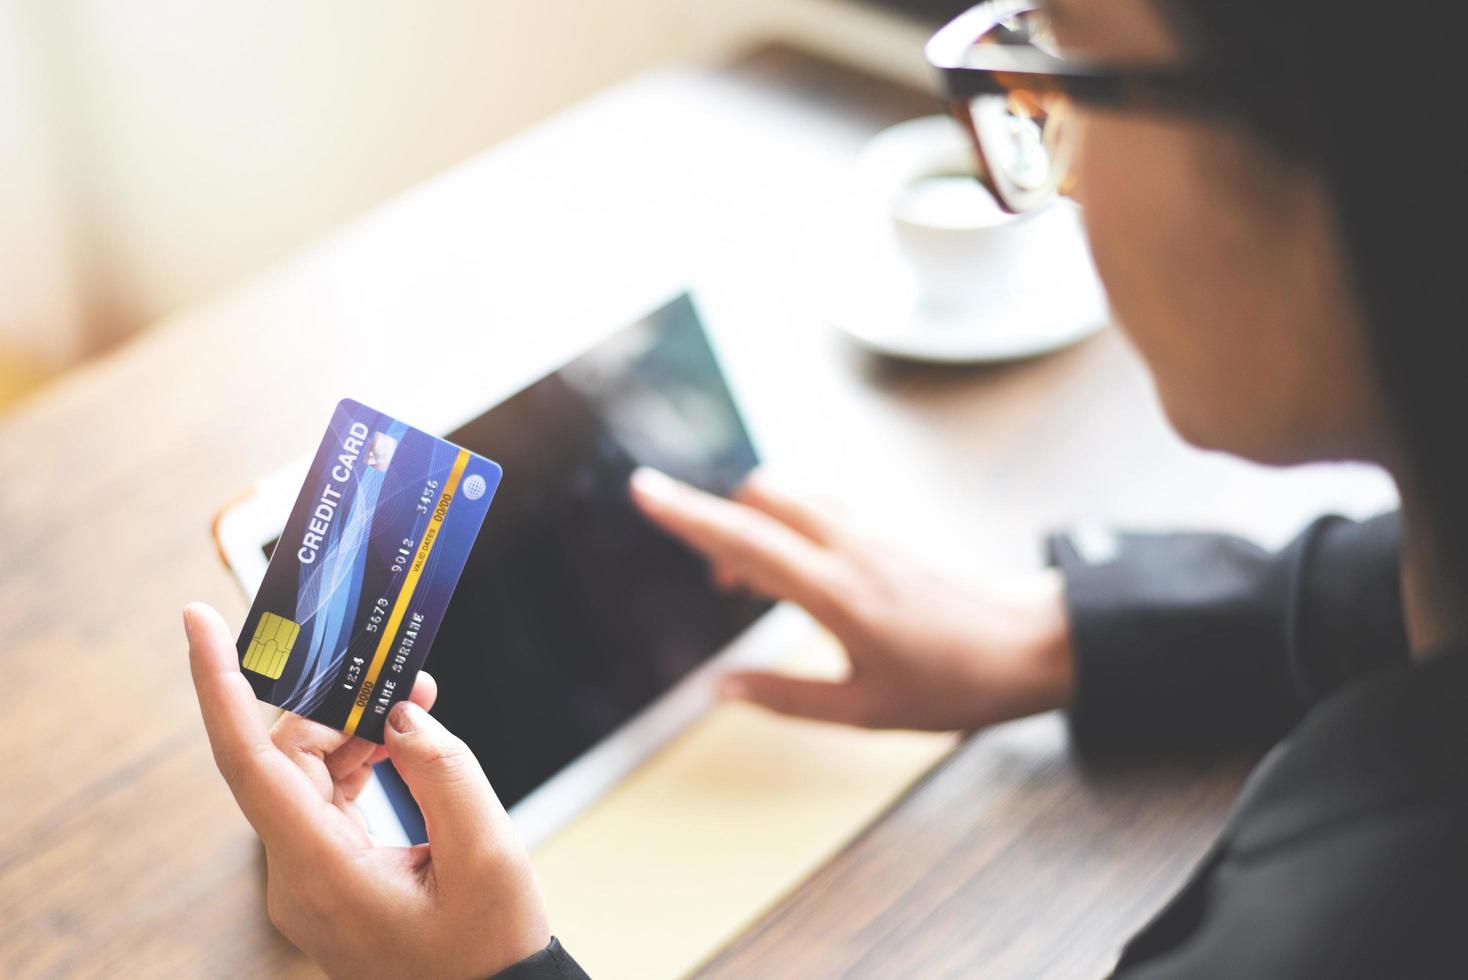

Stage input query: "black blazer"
[
  {"left": 1052, "top": 512, "right": 1467, "bottom": 978},
  {"left": 499, "top": 513, "right": 1467, "bottom": 978}
]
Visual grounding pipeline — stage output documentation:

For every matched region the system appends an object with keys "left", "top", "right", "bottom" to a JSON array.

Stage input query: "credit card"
[{"left": 237, "top": 398, "right": 501, "bottom": 742}]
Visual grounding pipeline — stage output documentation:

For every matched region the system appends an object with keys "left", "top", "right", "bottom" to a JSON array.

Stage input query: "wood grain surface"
[
  {"left": 0, "top": 48, "right": 1396, "bottom": 978},
  {"left": 701, "top": 717, "right": 1253, "bottom": 979}
]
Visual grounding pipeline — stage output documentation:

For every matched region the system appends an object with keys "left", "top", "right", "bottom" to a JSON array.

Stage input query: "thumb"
[
  {"left": 384, "top": 700, "right": 513, "bottom": 872},
  {"left": 719, "top": 671, "right": 870, "bottom": 727}
]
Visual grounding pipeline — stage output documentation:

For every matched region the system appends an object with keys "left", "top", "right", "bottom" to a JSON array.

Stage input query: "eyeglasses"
[{"left": 926, "top": 1, "right": 1259, "bottom": 213}]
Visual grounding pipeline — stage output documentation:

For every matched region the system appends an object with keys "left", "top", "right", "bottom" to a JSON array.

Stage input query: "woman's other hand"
[
  {"left": 184, "top": 603, "right": 549, "bottom": 978},
  {"left": 630, "top": 468, "right": 1074, "bottom": 732}
]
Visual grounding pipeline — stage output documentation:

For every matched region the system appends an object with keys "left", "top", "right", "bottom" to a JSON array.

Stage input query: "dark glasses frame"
[{"left": 925, "top": 1, "right": 1268, "bottom": 212}]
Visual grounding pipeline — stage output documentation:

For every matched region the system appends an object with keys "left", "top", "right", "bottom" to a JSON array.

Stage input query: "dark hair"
[{"left": 1158, "top": 0, "right": 1468, "bottom": 598}]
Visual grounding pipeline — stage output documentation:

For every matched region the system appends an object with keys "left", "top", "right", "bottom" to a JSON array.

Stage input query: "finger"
[
  {"left": 734, "top": 471, "right": 844, "bottom": 546},
  {"left": 630, "top": 468, "right": 850, "bottom": 625},
  {"left": 337, "top": 761, "right": 376, "bottom": 802},
  {"left": 184, "top": 603, "right": 337, "bottom": 847},
  {"left": 332, "top": 783, "right": 370, "bottom": 834},
  {"left": 384, "top": 701, "right": 517, "bottom": 878},
  {"left": 272, "top": 712, "right": 353, "bottom": 784},
  {"left": 186, "top": 603, "right": 274, "bottom": 776},
  {"left": 720, "top": 671, "right": 869, "bottom": 726},
  {"left": 324, "top": 671, "right": 439, "bottom": 782},
  {"left": 409, "top": 670, "right": 438, "bottom": 711},
  {"left": 711, "top": 563, "right": 743, "bottom": 591}
]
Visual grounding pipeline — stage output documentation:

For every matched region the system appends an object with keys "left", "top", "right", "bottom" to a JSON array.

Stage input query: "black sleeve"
[
  {"left": 1047, "top": 512, "right": 1406, "bottom": 752},
  {"left": 1114, "top": 801, "right": 1468, "bottom": 980},
  {"left": 487, "top": 937, "right": 590, "bottom": 980}
]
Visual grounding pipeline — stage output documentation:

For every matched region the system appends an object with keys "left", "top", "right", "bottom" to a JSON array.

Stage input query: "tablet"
[{"left": 215, "top": 287, "right": 812, "bottom": 847}]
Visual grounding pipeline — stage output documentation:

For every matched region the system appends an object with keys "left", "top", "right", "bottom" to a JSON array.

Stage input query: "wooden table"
[{"left": 0, "top": 49, "right": 1396, "bottom": 978}]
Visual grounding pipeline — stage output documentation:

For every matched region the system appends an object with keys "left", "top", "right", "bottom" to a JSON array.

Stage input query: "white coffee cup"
[{"left": 857, "top": 116, "right": 1059, "bottom": 314}]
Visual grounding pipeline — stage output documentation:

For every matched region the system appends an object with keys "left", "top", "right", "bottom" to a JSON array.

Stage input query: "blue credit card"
[{"left": 237, "top": 398, "right": 501, "bottom": 742}]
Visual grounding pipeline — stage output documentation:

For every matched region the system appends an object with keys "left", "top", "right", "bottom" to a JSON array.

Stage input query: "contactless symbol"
[
  {"left": 242, "top": 611, "right": 300, "bottom": 680},
  {"left": 462, "top": 473, "right": 486, "bottom": 500}
]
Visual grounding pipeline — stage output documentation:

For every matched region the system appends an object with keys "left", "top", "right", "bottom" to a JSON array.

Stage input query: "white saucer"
[{"left": 801, "top": 123, "right": 1111, "bottom": 364}]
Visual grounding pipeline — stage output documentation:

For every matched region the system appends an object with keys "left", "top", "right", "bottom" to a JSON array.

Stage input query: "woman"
[{"left": 184, "top": 0, "right": 1468, "bottom": 975}]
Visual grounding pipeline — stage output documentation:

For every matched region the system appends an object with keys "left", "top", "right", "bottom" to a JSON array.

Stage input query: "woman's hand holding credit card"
[{"left": 184, "top": 400, "right": 552, "bottom": 976}]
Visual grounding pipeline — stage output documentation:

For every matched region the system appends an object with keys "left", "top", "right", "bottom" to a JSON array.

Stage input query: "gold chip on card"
[{"left": 242, "top": 611, "right": 300, "bottom": 680}]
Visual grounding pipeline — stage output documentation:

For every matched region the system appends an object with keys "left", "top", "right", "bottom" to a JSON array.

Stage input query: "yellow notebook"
[{"left": 532, "top": 634, "right": 957, "bottom": 979}]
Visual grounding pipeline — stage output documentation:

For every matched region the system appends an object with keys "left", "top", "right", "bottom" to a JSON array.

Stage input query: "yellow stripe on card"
[{"left": 343, "top": 448, "right": 471, "bottom": 736}]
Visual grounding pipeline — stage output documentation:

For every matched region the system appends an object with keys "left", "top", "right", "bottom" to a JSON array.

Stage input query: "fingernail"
[
  {"left": 719, "top": 677, "right": 748, "bottom": 700},
  {"left": 182, "top": 606, "right": 194, "bottom": 641},
  {"left": 388, "top": 700, "right": 422, "bottom": 734},
  {"left": 630, "top": 467, "right": 676, "bottom": 502}
]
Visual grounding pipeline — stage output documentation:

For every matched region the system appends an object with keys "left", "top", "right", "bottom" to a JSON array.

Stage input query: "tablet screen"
[{"left": 266, "top": 294, "right": 769, "bottom": 835}]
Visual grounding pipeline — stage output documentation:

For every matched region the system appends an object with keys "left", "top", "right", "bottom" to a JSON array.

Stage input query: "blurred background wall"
[{"left": 0, "top": 0, "right": 941, "bottom": 404}]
